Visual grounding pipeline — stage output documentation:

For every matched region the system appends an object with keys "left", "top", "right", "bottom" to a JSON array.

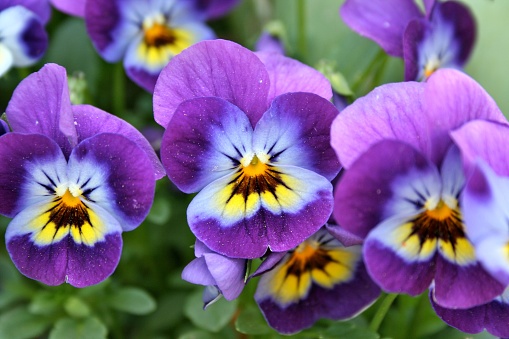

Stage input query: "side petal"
[
  {"left": 187, "top": 165, "right": 333, "bottom": 258},
  {"left": 255, "top": 52, "right": 332, "bottom": 104},
  {"left": 73, "top": 104, "right": 164, "bottom": 179},
  {"left": 340, "top": 0, "right": 423, "bottom": 57},
  {"left": 334, "top": 140, "right": 440, "bottom": 238},
  {"left": 253, "top": 92, "right": 340, "bottom": 181},
  {"left": 6, "top": 200, "right": 123, "bottom": 287},
  {"left": 0, "top": 133, "right": 67, "bottom": 217},
  {"left": 6, "top": 63, "right": 76, "bottom": 156},
  {"left": 161, "top": 97, "right": 253, "bottom": 193},
  {"left": 182, "top": 257, "right": 216, "bottom": 286},
  {"left": 331, "top": 81, "right": 426, "bottom": 168},
  {"left": 68, "top": 133, "right": 155, "bottom": 231},
  {"left": 203, "top": 253, "right": 246, "bottom": 300},
  {"left": 154, "top": 39, "right": 270, "bottom": 128},
  {"left": 461, "top": 161, "right": 509, "bottom": 285}
]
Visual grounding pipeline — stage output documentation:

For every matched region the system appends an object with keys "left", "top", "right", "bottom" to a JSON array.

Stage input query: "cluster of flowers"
[{"left": 1, "top": 0, "right": 508, "bottom": 337}]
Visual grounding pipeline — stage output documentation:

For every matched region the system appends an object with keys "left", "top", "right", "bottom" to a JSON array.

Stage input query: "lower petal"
[{"left": 188, "top": 166, "right": 333, "bottom": 258}]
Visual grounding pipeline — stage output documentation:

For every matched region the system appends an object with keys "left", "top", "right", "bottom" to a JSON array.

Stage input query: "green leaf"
[
  {"left": 147, "top": 197, "right": 172, "bottom": 225},
  {"left": 49, "top": 317, "right": 107, "bottom": 339},
  {"left": 107, "top": 287, "right": 157, "bottom": 315},
  {"left": 184, "top": 290, "right": 237, "bottom": 333},
  {"left": 64, "top": 296, "right": 91, "bottom": 318},
  {"left": 28, "top": 291, "right": 63, "bottom": 315},
  {"left": 0, "top": 306, "right": 51, "bottom": 339},
  {"left": 300, "top": 320, "right": 380, "bottom": 339},
  {"left": 235, "top": 306, "right": 271, "bottom": 335}
]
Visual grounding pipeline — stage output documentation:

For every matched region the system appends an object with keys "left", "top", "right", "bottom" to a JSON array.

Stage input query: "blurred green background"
[{"left": 0, "top": 0, "right": 507, "bottom": 338}]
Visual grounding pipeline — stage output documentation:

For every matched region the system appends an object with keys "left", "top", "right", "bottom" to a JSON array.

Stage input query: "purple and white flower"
[
  {"left": 155, "top": 40, "right": 339, "bottom": 259},
  {"left": 0, "top": 63, "right": 164, "bottom": 287},
  {"left": 331, "top": 69, "right": 506, "bottom": 309}
]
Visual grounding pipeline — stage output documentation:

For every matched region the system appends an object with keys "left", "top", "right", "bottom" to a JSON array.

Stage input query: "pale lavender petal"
[
  {"left": 154, "top": 39, "right": 270, "bottom": 128},
  {"left": 203, "top": 252, "right": 245, "bottom": 300},
  {"left": 255, "top": 52, "right": 332, "bottom": 104},
  {"left": 1, "top": 0, "right": 51, "bottom": 24},
  {"left": 331, "top": 81, "right": 426, "bottom": 169},
  {"left": 325, "top": 224, "right": 364, "bottom": 247},
  {"left": 182, "top": 257, "right": 216, "bottom": 286},
  {"left": 50, "top": 0, "right": 85, "bottom": 17},
  {"left": 340, "top": 0, "right": 423, "bottom": 56}
]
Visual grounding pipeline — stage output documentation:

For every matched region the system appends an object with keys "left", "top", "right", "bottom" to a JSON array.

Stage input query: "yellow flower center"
[{"left": 144, "top": 23, "right": 175, "bottom": 47}]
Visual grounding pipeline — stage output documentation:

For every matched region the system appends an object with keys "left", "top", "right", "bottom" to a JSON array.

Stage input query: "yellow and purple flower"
[
  {"left": 253, "top": 226, "right": 380, "bottom": 334},
  {"left": 331, "top": 69, "right": 507, "bottom": 309},
  {"left": 340, "top": 0, "right": 476, "bottom": 81},
  {"left": 82, "top": 0, "right": 238, "bottom": 92},
  {"left": 0, "top": 0, "right": 50, "bottom": 76},
  {"left": 0, "top": 63, "right": 164, "bottom": 287},
  {"left": 155, "top": 40, "right": 339, "bottom": 259}
]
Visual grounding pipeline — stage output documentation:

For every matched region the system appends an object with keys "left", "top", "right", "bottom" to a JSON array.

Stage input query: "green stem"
[
  {"left": 296, "top": 0, "right": 306, "bottom": 60},
  {"left": 112, "top": 62, "right": 125, "bottom": 115},
  {"left": 369, "top": 293, "right": 398, "bottom": 333},
  {"left": 351, "top": 49, "right": 387, "bottom": 93}
]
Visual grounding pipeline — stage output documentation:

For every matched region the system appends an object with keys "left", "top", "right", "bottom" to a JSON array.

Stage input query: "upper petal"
[
  {"left": 255, "top": 52, "right": 332, "bottom": 105},
  {"left": 6, "top": 64, "right": 76, "bottom": 157},
  {"left": 331, "top": 81, "right": 426, "bottom": 169},
  {"left": 340, "top": 0, "right": 423, "bottom": 56},
  {"left": 50, "top": 0, "right": 86, "bottom": 17},
  {"left": 154, "top": 39, "right": 270, "bottom": 128},
  {"left": 1, "top": 0, "right": 51, "bottom": 24},
  {"left": 73, "top": 104, "right": 165, "bottom": 179},
  {"left": 253, "top": 92, "right": 340, "bottom": 181},
  {"left": 188, "top": 0, "right": 239, "bottom": 19}
]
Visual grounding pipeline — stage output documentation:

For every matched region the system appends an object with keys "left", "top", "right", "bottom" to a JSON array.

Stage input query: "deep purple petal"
[
  {"left": 485, "top": 294, "right": 509, "bottom": 337},
  {"left": 430, "top": 289, "right": 487, "bottom": 334},
  {"left": 402, "top": 18, "right": 429, "bottom": 81},
  {"left": 0, "top": 120, "right": 9, "bottom": 136},
  {"left": 424, "top": 69, "right": 505, "bottom": 165},
  {"left": 334, "top": 140, "right": 438, "bottom": 238},
  {"left": 73, "top": 104, "right": 164, "bottom": 180},
  {"left": 253, "top": 92, "right": 340, "bottom": 181},
  {"left": 161, "top": 97, "right": 253, "bottom": 193},
  {"left": 251, "top": 251, "right": 288, "bottom": 278},
  {"left": 68, "top": 133, "right": 155, "bottom": 231},
  {"left": 6, "top": 63, "right": 76, "bottom": 156},
  {"left": 154, "top": 39, "right": 270, "bottom": 128},
  {"left": 331, "top": 81, "right": 426, "bottom": 169},
  {"left": 51, "top": 0, "right": 85, "bottom": 17},
  {"left": 0, "top": 133, "right": 65, "bottom": 217},
  {"left": 340, "top": 0, "right": 423, "bottom": 57},
  {"left": 255, "top": 52, "right": 332, "bottom": 105},
  {"left": 434, "top": 255, "right": 505, "bottom": 308},
  {"left": 451, "top": 120, "right": 509, "bottom": 176},
  {"left": 364, "top": 237, "right": 434, "bottom": 295}
]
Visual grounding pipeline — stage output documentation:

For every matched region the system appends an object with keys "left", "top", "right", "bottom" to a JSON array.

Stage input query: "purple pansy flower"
[
  {"left": 154, "top": 40, "right": 338, "bottom": 259},
  {"left": 182, "top": 240, "right": 246, "bottom": 308},
  {"left": 340, "top": 0, "right": 475, "bottom": 81},
  {"left": 253, "top": 226, "right": 380, "bottom": 334},
  {"left": 431, "top": 286, "right": 509, "bottom": 337},
  {"left": 451, "top": 120, "right": 509, "bottom": 286},
  {"left": 0, "top": 0, "right": 50, "bottom": 76},
  {"left": 83, "top": 0, "right": 238, "bottom": 92},
  {"left": 0, "top": 63, "right": 164, "bottom": 287},
  {"left": 331, "top": 69, "right": 506, "bottom": 309}
]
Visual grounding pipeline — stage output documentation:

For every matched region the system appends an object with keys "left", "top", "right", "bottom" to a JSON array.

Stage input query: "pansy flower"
[
  {"left": 154, "top": 40, "right": 339, "bottom": 259},
  {"left": 431, "top": 286, "right": 509, "bottom": 337},
  {"left": 340, "top": 0, "right": 476, "bottom": 81},
  {"left": 0, "top": 0, "right": 50, "bottom": 76},
  {"left": 0, "top": 63, "right": 164, "bottom": 287},
  {"left": 253, "top": 226, "right": 380, "bottom": 334},
  {"left": 451, "top": 120, "right": 509, "bottom": 286},
  {"left": 331, "top": 69, "right": 506, "bottom": 309},
  {"left": 82, "top": 0, "right": 239, "bottom": 92},
  {"left": 182, "top": 240, "right": 246, "bottom": 308}
]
